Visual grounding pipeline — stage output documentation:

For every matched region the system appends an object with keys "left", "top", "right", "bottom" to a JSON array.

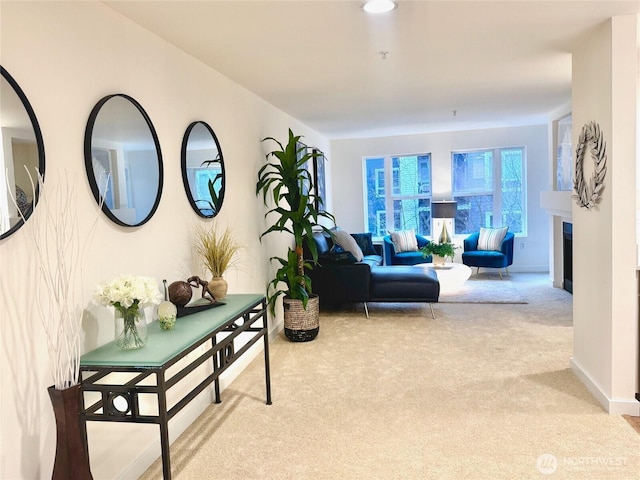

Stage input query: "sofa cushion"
[
  {"left": 320, "top": 244, "right": 357, "bottom": 264},
  {"left": 393, "top": 251, "right": 427, "bottom": 266},
  {"left": 370, "top": 265, "right": 439, "bottom": 302},
  {"left": 361, "top": 254, "right": 383, "bottom": 267},
  {"left": 390, "top": 229, "right": 418, "bottom": 253},
  {"left": 311, "top": 231, "right": 331, "bottom": 256},
  {"left": 333, "top": 229, "right": 364, "bottom": 261},
  {"left": 461, "top": 250, "right": 508, "bottom": 268},
  {"left": 351, "top": 232, "right": 377, "bottom": 256},
  {"left": 478, "top": 226, "right": 508, "bottom": 251}
]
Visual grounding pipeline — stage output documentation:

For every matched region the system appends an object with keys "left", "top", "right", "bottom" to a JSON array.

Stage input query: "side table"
[{"left": 421, "top": 262, "right": 471, "bottom": 292}]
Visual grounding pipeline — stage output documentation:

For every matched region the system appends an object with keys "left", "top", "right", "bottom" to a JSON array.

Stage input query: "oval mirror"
[
  {"left": 84, "top": 94, "right": 163, "bottom": 227},
  {"left": 181, "top": 121, "right": 225, "bottom": 217},
  {"left": 0, "top": 66, "right": 45, "bottom": 240}
]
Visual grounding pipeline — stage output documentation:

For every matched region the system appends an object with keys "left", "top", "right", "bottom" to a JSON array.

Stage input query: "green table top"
[{"left": 80, "top": 293, "right": 264, "bottom": 368}]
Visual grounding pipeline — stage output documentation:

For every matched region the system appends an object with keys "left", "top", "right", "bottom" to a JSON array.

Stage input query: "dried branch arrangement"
[
  {"left": 10, "top": 169, "right": 103, "bottom": 389},
  {"left": 193, "top": 222, "right": 243, "bottom": 279}
]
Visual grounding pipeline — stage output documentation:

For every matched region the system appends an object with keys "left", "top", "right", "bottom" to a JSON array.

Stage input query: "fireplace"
[{"left": 563, "top": 222, "right": 573, "bottom": 293}]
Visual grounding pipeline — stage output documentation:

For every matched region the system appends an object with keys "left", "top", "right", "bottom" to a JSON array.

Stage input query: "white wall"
[
  {"left": 570, "top": 15, "right": 639, "bottom": 415},
  {"left": 0, "top": 1, "right": 330, "bottom": 478},
  {"left": 330, "top": 125, "right": 549, "bottom": 271}
]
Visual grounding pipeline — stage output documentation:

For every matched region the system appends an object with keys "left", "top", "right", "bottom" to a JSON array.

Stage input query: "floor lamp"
[{"left": 431, "top": 201, "right": 457, "bottom": 244}]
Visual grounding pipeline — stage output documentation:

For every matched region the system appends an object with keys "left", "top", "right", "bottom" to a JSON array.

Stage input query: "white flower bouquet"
[
  {"left": 94, "top": 274, "right": 162, "bottom": 349},
  {"left": 94, "top": 274, "right": 162, "bottom": 310}
]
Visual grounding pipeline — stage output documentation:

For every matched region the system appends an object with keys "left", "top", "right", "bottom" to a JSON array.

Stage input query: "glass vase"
[{"left": 114, "top": 306, "right": 147, "bottom": 350}]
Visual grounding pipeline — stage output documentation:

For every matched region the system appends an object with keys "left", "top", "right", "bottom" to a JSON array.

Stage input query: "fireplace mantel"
[
  {"left": 540, "top": 190, "right": 572, "bottom": 219},
  {"left": 540, "top": 190, "right": 572, "bottom": 289}
]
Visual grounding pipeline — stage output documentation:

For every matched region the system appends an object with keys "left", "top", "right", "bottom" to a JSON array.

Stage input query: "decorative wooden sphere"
[{"left": 168, "top": 281, "right": 192, "bottom": 307}]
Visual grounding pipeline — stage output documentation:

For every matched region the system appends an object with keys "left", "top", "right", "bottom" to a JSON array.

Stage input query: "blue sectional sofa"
[{"left": 305, "top": 231, "right": 440, "bottom": 317}]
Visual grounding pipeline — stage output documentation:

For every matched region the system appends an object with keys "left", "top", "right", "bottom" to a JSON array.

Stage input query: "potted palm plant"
[
  {"left": 200, "top": 156, "right": 223, "bottom": 216},
  {"left": 256, "top": 129, "right": 334, "bottom": 342}
]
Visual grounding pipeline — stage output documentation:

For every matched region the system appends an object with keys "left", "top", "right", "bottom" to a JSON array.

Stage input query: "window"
[
  {"left": 187, "top": 167, "right": 222, "bottom": 215},
  {"left": 452, "top": 147, "right": 525, "bottom": 235},
  {"left": 363, "top": 154, "right": 432, "bottom": 237}
]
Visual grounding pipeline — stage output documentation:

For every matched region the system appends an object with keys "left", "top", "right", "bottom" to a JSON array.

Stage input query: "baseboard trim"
[
  {"left": 508, "top": 265, "right": 548, "bottom": 273},
  {"left": 570, "top": 357, "right": 640, "bottom": 416},
  {"left": 117, "top": 321, "right": 282, "bottom": 479},
  {"left": 117, "top": 391, "right": 214, "bottom": 479}
]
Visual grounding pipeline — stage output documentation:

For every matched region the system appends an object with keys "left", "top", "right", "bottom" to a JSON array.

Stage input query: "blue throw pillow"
[
  {"left": 350, "top": 232, "right": 377, "bottom": 256},
  {"left": 322, "top": 244, "right": 358, "bottom": 264}
]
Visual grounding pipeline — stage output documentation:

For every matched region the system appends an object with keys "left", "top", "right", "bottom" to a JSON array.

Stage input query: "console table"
[{"left": 79, "top": 293, "right": 271, "bottom": 480}]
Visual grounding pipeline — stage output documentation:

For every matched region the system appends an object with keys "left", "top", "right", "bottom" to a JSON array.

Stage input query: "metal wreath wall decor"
[{"left": 572, "top": 121, "right": 607, "bottom": 210}]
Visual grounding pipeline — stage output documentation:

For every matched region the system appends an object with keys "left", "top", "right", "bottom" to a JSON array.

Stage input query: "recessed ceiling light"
[{"left": 362, "top": 0, "right": 397, "bottom": 14}]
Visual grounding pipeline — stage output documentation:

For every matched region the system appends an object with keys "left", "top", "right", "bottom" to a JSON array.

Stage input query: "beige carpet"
[{"left": 141, "top": 274, "right": 639, "bottom": 480}]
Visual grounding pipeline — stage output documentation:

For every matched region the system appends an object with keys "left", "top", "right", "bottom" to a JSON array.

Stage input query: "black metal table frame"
[{"left": 79, "top": 297, "right": 271, "bottom": 479}]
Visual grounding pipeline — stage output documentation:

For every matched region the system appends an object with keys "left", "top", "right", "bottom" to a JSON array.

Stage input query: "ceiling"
[{"left": 104, "top": 0, "right": 640, "bottom": 140}]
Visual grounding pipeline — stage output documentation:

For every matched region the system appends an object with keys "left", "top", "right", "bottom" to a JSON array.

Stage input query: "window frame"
[
  {"left": 451, "top": 146, "right": 527, "bottom": 236},
  {"left": 363, "top": 153, "right": 432, "bottom": 239}
]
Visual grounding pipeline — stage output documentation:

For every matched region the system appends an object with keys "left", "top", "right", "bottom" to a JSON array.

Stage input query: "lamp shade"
[{"left": 431, "top": 201, "right": 457, "bottom": 219}]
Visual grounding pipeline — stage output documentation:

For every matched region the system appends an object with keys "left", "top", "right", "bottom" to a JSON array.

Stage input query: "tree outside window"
[
  {"left": 452, "top": 147, "right": 525, "bottom": 235},
  {"left": 364, "top": 154, "right": 431, "bottom": 237}
]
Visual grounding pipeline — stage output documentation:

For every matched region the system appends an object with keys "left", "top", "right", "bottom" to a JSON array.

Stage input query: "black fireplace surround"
[{"left": 563, "top": 222, "right": 573, "bottom": 294}]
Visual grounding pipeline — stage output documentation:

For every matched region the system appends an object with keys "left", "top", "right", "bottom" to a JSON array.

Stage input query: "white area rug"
[{"left": 439, "top": 273, "right": 528, "bottom": 304}]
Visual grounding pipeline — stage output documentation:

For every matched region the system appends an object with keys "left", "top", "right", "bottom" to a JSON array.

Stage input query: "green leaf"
[{"left": 257, "top": 130, "right": 335, "bottom": 305}]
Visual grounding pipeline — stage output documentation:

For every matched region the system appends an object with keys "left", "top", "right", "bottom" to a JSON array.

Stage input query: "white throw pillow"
[
  {"left": 390, "top": 229, "right": 418, "bottom": 253},
  {"left": 332, "top": 229, "right": 364, "bottom": 262},
  {"left": 478, "top": 227, "right": 508, "bottom": 251}
]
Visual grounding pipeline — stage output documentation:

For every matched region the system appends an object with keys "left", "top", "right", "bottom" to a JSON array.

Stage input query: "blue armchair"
[
  {"left": 383, "top": 234, "right": 432, "bottom": 266},
  {"left": 462, "top": 231, "right": 514, "bottom": 278}
]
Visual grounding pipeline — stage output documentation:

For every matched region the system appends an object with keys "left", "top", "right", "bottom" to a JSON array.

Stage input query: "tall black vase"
[{"left": 47, "top": 384, "right": 93, "bottom": 480}]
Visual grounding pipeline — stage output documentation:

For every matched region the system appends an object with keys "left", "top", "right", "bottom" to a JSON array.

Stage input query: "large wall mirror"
[
  {"left": 84, "top": 94, "right": 163, "bottom": 227},
  {"left": 0, "top": 66, "right": 45, "bottom": 240},
  {"left": 181, "top": 121, "right": 225, "bottom": 217}
]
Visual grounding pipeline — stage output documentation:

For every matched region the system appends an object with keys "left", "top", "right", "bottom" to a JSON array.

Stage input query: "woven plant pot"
[{"left": 283, "top": 294, "right": 319, "bottom": 342}]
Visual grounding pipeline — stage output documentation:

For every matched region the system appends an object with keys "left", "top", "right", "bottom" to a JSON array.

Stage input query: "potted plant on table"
[
  {"left": 256, "top": 129, "right": 334, "bottom": 342},
  {"left": 193, "top": 221, "right": 243, "bottom": 300},
  {"left": 421, "top": 241, "right": 458, "bottom": 266}
]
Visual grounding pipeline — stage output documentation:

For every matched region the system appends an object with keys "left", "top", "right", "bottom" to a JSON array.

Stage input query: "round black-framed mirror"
[
  {"left": 181, "top": 121, "right": 225, "bottom": 218},
  {"left": 84, "top": 94, "right": 163, "bottom": 227},
  {"left": 0, "top": 66, "right": 46, "bottom": 240}
]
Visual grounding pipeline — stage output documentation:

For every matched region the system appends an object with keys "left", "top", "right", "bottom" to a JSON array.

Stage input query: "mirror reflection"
[
  {"left": 84, "top": 94, "right": 163, "bottom": 227},
  {"left": 0, "top": 66, "right": 45, "bottom": 240},
  {"left": 181, "top": 121, "right": 225, "bottom": 217}
]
